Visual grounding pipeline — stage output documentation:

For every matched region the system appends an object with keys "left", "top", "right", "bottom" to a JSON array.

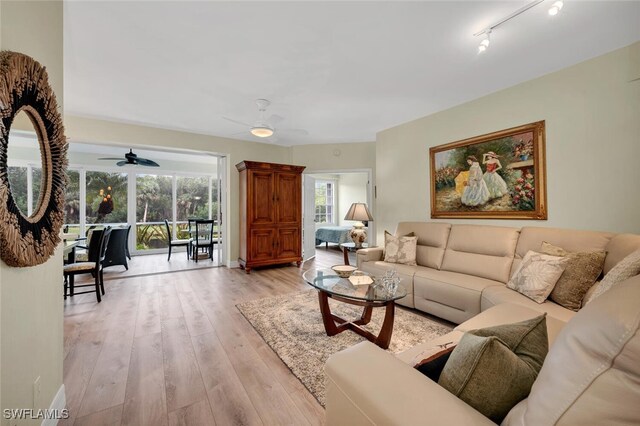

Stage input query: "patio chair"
[{"left": 164, "top": 219, "right": 192, "bottom": 260}]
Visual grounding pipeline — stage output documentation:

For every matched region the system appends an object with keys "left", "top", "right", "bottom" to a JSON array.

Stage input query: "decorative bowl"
[{"left": 331, "top": 264, "right": 357, "bottom": 278}]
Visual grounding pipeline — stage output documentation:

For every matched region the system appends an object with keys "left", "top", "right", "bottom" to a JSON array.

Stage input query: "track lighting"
[
  {"left": 474, "top": 0, "right": 566, "bottom": 54},
  {"left": 548, "top": 1, "right": 564, "bottom": 16},
  {"left": 478, "top": 31, "right": 491, "bottom": 54}
]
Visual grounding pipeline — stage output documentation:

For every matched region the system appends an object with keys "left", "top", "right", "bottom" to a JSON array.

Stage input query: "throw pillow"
[
  {"left": 384, "top": 230, "right": 418, "bottom": 265},
  {"left": 412, "top": 341, "right": 456, "bottom": 382},
  {"left": 540, "top": 241, "right": 606, "bottom": 311},
  {"left": 507, "top": 251, "right": 569, "bottom": 303},
  {"left": 439, "top": 315, "right": 548, "bottom": 423},
  {"left": 585, "top": 248, "right": 640, "bottom": 304}
]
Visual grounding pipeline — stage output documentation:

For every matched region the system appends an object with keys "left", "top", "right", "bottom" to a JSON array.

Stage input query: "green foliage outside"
[
  {"left": 7, "top": 166, "right": 28, "bottom": 214},
  {"left": 86, "top": 171, "right": 128, "bottom": 224}
]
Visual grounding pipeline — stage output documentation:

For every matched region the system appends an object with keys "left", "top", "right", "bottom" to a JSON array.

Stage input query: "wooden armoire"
[{"left": 236, "top": 161, "right": 306, "bottom": 273}]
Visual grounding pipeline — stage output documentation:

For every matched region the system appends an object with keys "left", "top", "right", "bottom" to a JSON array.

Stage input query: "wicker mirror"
[{"left": 0, "top": 51, "right": 67, "bottom": 267}]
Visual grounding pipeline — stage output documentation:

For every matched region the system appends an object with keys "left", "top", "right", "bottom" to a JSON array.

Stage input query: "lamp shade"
[{"left": 344, "top": 203, "right": 374, "bottom": 222}]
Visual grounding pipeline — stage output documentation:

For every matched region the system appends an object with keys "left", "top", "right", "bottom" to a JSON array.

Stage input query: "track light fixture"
[
  {"left": 548, "top": 1, "right": 564, "bottom": 16},
  {"left": 478, "top": 30, "right": 491, "bottom": 53},
  {"left": 474, "top": 0, "right": 565, "bottom": 54}
]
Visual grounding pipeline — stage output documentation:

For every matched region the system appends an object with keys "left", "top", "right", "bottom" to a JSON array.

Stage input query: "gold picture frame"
[{"left": 430, "top": 121, "right": 547, "bottom": 220}]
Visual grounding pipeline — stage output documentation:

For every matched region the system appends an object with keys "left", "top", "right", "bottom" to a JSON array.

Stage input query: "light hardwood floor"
[{"left": 62, "top": 245, "right": 351, "bottom": 426}]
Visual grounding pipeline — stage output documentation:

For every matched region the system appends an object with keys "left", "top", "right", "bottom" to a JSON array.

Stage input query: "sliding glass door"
[{"left": 135, "top": 173, "right": 173, "bottom": 251}]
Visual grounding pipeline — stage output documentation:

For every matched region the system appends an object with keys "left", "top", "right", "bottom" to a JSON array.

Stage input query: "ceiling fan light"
[{"left": 250, "top": 126, "right": 274, "bottom": 138}]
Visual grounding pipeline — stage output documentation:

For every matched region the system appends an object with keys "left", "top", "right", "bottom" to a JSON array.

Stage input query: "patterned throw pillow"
[
  {"left": 438, "top": 315, "right": 548, "bottom": 423},
  {"left": 507, "top": 251, "right": 570, "bottom": 304},
  {"left": 585, "top": 248, "right": 640, "bottom": 304},
  {"left": 540, "top": 242, "right": 606, "bottom": 311},
  {"left": 383, "top": 231, "right": 418, "bottom": 265}
]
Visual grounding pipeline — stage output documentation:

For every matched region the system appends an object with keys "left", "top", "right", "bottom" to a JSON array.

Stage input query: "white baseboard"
[
  {"left": 227, "top": 260, "right": 240, "bottom": 268},
  {"left": 42, "top": 384, "right": 65, "bottom": 426}
]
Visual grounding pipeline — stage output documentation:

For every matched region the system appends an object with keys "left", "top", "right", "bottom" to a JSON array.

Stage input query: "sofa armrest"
[
  {"left": 325, "top": 341, "right": 495, "bottom": 426},
  {"left": 356, "top": 247, "right": 384, "bottom": 268}
]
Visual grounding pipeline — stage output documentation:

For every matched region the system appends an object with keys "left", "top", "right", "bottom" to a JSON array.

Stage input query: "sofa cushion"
[
  {"left": 358, "top": 261, "right": 416, "bottom": 308},
  {"left": 603, "top": 233, "right": 640, "bottom": 274},
  {"left": 503, "top": 274, "right": 640, "bottom": 426},
  {"left": 585, "top": 248, "right": 640, "bottom": 305},
  {"left": 540, "top": 241, "right": 606, "bottom": 311},
  {"left": 439, "top": 315, "right": 548, "bottom": 423},
  {"left": 481, "top": 285, "right": 576, "bottom": 324},
  {"left": 414, "top": 268, "right": 503, "bottom": 324},
  {"left": 440, "top": 225, "right": 519, "bottom": 283},
  {"left": 511, "top": 226, "right": 613, "bottom": 277},
  {"left": 506, "top": 250, "right": 570, "bottom": 304},
  {"left": 455, "top": 303, "right": 566, "bottom": 346},
  {"left": 396, "top": 222, "right": 451, "bottom": 269}
]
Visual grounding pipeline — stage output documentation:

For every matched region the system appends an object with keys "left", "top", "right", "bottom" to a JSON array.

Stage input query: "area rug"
[{"left": 237, "top": 289, "right": 452, "bottom": 406}]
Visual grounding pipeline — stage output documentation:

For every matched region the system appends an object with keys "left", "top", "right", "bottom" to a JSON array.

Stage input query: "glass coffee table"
[{"left": 303, "top": 269, "right": 407, "bottom": 349}]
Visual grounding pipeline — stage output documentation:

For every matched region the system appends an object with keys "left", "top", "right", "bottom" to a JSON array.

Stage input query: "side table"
[{"left": 339, "top": 242, "right": 369, "bottom": 266}]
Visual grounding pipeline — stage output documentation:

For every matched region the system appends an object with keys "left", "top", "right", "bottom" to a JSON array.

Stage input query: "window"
[
  {"left": 315, "top": 180, "right": 335, "bottom": 224},
  {"left": 85, "top": 171, "right": 128, "bottom": 225},
  {"left": 64, "top": 170, "right": 80, "bottom": 234},
  {"left": 7, "top": 166, "right": 28, "bottom": 214},
  {"left": 136, "top": 174, "right": 173, "bottom": 250}
]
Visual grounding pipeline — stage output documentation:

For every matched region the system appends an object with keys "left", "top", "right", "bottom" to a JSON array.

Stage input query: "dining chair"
[
  {"left": 165, "top": 219, "right": 192, "bottom": 260},
  {"left": 63, "top": 226, "right": 112, "bottom": 303},
  {"left": 191, "top": 219, "right": 216, "bottom": 263},
  {"left": 102, "top": 225, "right": 130, "bottom": 270}
]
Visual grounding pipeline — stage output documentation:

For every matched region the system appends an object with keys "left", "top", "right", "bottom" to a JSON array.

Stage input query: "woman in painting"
[
  {"left": 461, "top": 156, "right": 490, "bottom": 206},
  {"left": 482, "top": 151, "right": 508, "bottom": 199}
]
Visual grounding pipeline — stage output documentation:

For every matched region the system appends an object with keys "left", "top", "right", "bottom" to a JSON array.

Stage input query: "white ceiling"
[{"left": 64, "top": 1, "right": 640, "bottom": 146}]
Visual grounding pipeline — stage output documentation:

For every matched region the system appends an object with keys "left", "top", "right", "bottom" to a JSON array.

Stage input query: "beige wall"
[
  {"left": 64, "top": 116, "right": 290, "bottom": 264},
  {"left": 0, "top": 1, "right": 64, "bottom": 424},
  {"left": 291, "top": 142, "right": 375, "bottom": 173},
  {"left": 0, "top": 0, "right": 64, "bottom": 111},
  {"left": 376, "top": 42, "right": 640, "bottom": 242},
  {"left": 338, "top": 173, "right": 369, "bottom": 226}
]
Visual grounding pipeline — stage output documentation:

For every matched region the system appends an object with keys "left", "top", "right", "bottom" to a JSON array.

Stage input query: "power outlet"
[{"left": 33, "top": 376, "right": 41, "bottom": 407}]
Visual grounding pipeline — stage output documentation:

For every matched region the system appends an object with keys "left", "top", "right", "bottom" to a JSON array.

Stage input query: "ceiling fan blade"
[
  {"left": 98, "top": 157, "right": 125, "bottom": 161},
  {"left": 278, "top": 128, "right": 309, "bottom": 136},
  {"left": 116, "top": 161, "right": 129, "bottom": 167},
  {"left": 222, "top": 116, "right": 252, "bottom": 127},
  {"left": 136, "top": 158, "right": 160, "bottom": 167}
]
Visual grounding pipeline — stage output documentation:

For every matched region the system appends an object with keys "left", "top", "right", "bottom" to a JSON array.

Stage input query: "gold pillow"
[{"left": 540, "top": 242, "right": 606, "bottom": 311}]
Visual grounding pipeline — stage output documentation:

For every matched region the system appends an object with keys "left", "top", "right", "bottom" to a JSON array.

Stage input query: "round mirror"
[
  {"left": 0, "top": 51, "right": 67, "bottom": 267},
  {"left": 6, "top": 110, "right": 46, "bottom": 218}
]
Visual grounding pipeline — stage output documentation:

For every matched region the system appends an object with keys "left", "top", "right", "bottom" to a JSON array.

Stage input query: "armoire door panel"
[
  {"left": 250, "top": 228, "right": 275, "bottom": 261},
  {"left": 276, "top": 172, "right": 301, "bottom": 224},
  {"left": 276, "top": 227, "right": 300, "bottom": 259},
  {"left": 250, "top": 171, "right": 274, "bottom": 224}
]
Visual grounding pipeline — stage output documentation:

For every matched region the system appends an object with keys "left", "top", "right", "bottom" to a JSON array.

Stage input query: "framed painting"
[{"left": 430, "top": 121, "right": 547, "bottom": 219}]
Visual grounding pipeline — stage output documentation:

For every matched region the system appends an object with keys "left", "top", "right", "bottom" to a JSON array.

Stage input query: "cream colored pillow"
[
  {"left": 384, "top": 231, "right": 418, "bottom": 265},
  {"left": 585, "top": 248, "right": 640, "bottom": 304},
  {"left": 507, "top": 251, "right": 569, "bottom": 304}
]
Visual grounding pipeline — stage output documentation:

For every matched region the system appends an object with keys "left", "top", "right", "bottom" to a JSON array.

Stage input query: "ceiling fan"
[
  {"left": 98, "top": 149, "right": 160, "bottom": 167},
  {"left": 223, "top": 99, "right": 308, "bottom": 141}
]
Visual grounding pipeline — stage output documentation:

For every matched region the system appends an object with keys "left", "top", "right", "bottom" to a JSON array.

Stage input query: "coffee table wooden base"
[{"left": 317, "top": 290, "right": 396, "bottom": 349}]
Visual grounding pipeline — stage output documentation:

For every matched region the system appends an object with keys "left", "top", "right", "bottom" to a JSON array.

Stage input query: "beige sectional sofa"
[
  {"left": 325, "top": 222, "right": 640, "bottom": 425},
  {"left": 356, "top": 222, "right": 638, "bottom": 324}
]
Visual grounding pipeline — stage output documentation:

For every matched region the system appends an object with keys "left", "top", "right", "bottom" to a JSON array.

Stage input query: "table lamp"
[{"left": 344, "top": 203, "right": 374, "bottom": 248}]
